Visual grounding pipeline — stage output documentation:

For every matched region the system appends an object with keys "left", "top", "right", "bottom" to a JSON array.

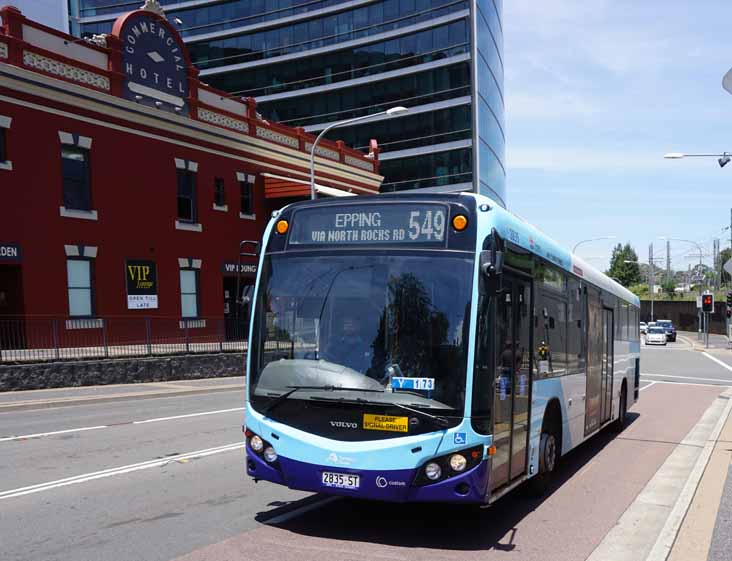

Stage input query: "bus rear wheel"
[{"left": 612, "top": 385, "right": 628, "bottom": 433}]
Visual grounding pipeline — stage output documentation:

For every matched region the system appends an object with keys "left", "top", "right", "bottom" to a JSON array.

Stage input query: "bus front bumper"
[{"left": 246, "top": 444, "right": 491, "bottom": 503}]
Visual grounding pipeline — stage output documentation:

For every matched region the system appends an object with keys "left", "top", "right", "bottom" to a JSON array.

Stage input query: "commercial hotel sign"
[{"left": 115, "top": 9, "right": 190, "bottom": 115}]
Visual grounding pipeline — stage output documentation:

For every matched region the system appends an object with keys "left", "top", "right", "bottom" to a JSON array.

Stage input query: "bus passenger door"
[
  {"left": 490, "top": 276, "right": 531, "bottom": 490},
  {"left": 585, "top": 288, "right": 603, "bottom": 435},
  {"left": 600, "top": 308, "right": 614, "bottom": 424}
]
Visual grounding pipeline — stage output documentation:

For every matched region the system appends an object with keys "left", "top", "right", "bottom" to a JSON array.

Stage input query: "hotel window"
[
  {"left": 61, "top": 147, "right": 91, "bottom": 211},
  {"left": 180, "top": 269, "right": 199, "bottom": 318},
  {"left": 177, "top": 169, "right": 197, "bottom": 222},
  {"left": 67, "top": 258, "right": 94, "bottom": 317},
  {"left": 214, "top": 177, "right": 226, "bottom": 207},
  {"left": 240, "top": 177, "right": 253, "bottom": 215}
]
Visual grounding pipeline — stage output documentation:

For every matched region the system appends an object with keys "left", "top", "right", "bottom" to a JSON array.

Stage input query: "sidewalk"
[
  {"left": 667, "top": 390, "right": 732, "bottom": 561},
  {"left": 0, "top": 376, "right": 245, "bottom": 412},
  {"left": 677, "top": 331, "right": 730, "bottom": 352}
]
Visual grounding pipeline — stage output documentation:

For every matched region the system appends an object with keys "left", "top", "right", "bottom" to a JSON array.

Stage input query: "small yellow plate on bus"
[{"left": 363, "top": 414, "right": 408, "bottom": 432}]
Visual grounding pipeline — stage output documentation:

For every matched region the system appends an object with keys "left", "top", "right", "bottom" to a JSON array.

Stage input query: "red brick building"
[{"left": 0, "top": 5, "right": 382, "bottom": 356}]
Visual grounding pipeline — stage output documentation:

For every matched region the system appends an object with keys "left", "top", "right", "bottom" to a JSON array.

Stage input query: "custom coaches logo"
[{"left": 117, "top": 12, "right": 189, "bottom": 114}]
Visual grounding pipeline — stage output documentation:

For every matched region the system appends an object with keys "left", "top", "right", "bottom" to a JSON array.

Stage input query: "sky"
[{"left": 503, "top": 0, "right": 732, "bottom": 273}]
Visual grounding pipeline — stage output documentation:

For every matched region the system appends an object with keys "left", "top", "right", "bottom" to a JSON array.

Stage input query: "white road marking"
[
  {"left": 0, "top": 407, "right": 244, "bottom": 443},
  {"left": 641, "top": 379, "right": 731, "bottom": 388},
  {"left": 639, "top": 382, "right": 657, "bottom": 391},
  {"left": 132, "top": 407, "right": 244, "bottom": 425},
  {"left": 264, "top": 496, "right": 341, "bottom": 525},
  {"left": 0, "top": 425, "right": 108, "bottom": 443},
  {"left": 0, "top": 442, "right": 244, "bottom": 500},
  {"left": 701, "top": 351, "right": 732, "bottom": 373},
  {"left": 641, "top": 373, "right": 732, "bottom": 383}
]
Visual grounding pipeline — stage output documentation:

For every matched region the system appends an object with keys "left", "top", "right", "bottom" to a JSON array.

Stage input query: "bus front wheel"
[{"left": 527, "top": 415, "right": 560, "bottom": 496}]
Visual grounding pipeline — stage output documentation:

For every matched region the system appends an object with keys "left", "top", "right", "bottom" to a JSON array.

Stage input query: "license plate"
[{"left": 321, "top": 471, "right": 360, "bottom": 489}]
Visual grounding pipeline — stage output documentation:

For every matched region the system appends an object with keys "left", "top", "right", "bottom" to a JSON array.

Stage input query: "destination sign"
[{"left": 288, "top": 205, "right": 448, "bottom": 246}]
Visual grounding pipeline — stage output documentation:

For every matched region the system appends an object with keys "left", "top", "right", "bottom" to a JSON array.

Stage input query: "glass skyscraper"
[{"left": 74, "top": 0, "right": 505, "bottom": 205}]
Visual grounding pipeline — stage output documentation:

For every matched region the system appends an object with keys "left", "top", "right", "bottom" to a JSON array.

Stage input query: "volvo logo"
[{"left": 330, "top": 421, "right": 358, "bottom": 429}]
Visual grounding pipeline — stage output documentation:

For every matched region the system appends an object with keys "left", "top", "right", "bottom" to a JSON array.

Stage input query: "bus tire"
[
  {"left": 612, "top": 384, "right": 628, "bottom": 433},
  {"left": 527, "top": 408, "right": 561, "bottom": 496}
]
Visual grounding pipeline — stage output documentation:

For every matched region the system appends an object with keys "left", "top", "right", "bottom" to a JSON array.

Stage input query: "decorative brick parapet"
[
  {"left": 197, "top": 107, "right": 249, "bottom": 133},
  {"left": 23, "top": 50, "right": 110, "bottom": 90}
]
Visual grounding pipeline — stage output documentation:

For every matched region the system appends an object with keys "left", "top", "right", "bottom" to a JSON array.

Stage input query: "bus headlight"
[
  {"left": 425, "top": 462, "right": 442, "bottom": 480},
  {"left": 250, "top": 435, "right": 264, "bottom": 453},
  {"left": 449, "top": 454, "right": 467, "bottom": 472},
  {"left": 263, "top": 446, "right": 278, "bottom": 463}
]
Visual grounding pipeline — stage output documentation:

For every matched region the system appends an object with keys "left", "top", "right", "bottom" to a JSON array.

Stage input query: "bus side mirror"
[{"left": 480, "top": 250, "right": 504, "bottom": 277}]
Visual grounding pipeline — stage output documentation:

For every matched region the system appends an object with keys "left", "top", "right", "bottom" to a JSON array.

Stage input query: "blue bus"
[{"left": 243, "top": 193, "right": 640, "bottom": 504}]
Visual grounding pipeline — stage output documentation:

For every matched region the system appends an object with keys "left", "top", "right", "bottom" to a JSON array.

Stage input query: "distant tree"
[
  {"left": 661, "top": 278, "right": 676, "bottom": 300},
  {"left": 629, "top": 283, "right": 649, "bottom": 299},
  {"left": 721, "top": 247, "right": 732, "bottom": 284},
  {"left": 606, "top": 243, "right": 642, "bottom": 287}
]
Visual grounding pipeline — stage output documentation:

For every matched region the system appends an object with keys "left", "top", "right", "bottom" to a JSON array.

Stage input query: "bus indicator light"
[
  {"left": 452, "top": 215, "right": 468, "bottom": 231},
  {"left": 487, "top": 445, "right": 496, "bottom": 456},
  {"left": 276, "top": 220, "right": 289, "bottom": 235}
]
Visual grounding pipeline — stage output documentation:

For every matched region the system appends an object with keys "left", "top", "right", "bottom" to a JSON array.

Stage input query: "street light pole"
[
  {"left": 572, "top": 236, "right": 616, "bottom": 254},
  {"left": 309, "top": 106, "right": 408, "bottom": 200}
]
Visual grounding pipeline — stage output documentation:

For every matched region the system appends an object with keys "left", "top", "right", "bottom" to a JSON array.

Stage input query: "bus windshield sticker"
[
  {"left": 391, "top": 377, "right": 435, "bottom": 391},
  {"left": 363, "top": 414, "right": 409, "bottom": 432},
  {"left": 288, "top": 204, "right": 448, "bottom": 246}
]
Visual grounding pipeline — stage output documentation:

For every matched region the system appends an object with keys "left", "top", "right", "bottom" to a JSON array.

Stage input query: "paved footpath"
[
  {"left": 670, "top": 397, "right": 732, "bottom": 561},
  {"left": 0, "top": 376, "right": 245, "bottom": 411}
]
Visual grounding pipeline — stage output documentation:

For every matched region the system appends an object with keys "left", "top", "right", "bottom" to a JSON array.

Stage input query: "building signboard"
[
  {"left": 126, "top": 259, "right": 158, "bottom": 309},
  {"left": 0, "top": 243, "right": 21, "bottom": 262},
  {"left": 115, "top": 9, "right": 189, "bottom": 115},
  {"left": 222, "top": 262, "right": 258, "bottom": 275}
]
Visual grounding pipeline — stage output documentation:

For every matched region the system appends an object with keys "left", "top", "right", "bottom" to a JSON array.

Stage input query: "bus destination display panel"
[{"left": 288, "top": 204, "right": 449, "bottom": 246}]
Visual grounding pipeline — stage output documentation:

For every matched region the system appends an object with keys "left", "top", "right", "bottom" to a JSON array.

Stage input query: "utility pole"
[
  {"left": 649, "top": 243, "right": 654, "bottom": 322},
  {"left": 666, "top": 240, "right": 671, "bottom": 284}
]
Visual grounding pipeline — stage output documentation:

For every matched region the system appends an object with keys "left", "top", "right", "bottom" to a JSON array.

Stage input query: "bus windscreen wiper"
[
  {"left": 261, "top": 385, "right": 384, "bottom": 415},
  {"left": 388, "top": 401, "right": 450, "bottom": 428},
  {"left": 312, "top": 395, "right": 450, "bottom": 429}
]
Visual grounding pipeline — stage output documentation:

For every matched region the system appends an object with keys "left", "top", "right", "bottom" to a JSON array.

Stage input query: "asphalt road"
[{"left": 2, "top": 341, "right": 731, "bottom": 561}]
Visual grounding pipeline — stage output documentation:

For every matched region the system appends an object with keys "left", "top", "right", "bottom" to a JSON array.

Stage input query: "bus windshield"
[{"left": 249, "top": 252, "right": 474, "bottom": 414}]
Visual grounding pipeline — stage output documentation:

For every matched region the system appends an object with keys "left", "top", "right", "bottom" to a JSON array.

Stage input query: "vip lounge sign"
[
  {"left": 116, "top": 6, "right": 190, "bottom": 115},
  {"left": 126, "top": 260, "right": 158, "bottom": 309}
]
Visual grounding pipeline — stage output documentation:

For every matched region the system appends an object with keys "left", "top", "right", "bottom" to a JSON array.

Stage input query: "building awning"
[{"left": 262, "top": 173, "right": 366, "bottom": 199}]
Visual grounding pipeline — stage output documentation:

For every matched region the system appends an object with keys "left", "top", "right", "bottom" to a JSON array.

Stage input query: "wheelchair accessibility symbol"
[{"left": 454, "top": 432, "right": 467, "bottom": 445}]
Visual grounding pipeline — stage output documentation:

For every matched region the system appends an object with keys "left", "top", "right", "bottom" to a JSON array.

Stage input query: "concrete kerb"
[
  {"left": 646, "top": 388, "right": 732, "bottom": 561},
  {"left": 586, "top": 388, "right": 732, "bottom": 561},
  {"left": 0, "top": 383, "right": 246, "bottom": 413}
]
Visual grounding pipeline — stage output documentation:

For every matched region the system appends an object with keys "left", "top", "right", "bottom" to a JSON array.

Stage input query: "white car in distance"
[
  {"left": 645, "top": 326, "right": 667, "bottom": 346},
  {"left": 640, "top": 322, "right": 648, "bottom": 334}
]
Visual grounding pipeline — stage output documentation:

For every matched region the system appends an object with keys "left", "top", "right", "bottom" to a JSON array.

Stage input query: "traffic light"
[
  {"left": 702, "top": 294, "right": 714, "bottom": 313},
  {"left": 727, "top": 291, "right": 732, "bottom": 308}
]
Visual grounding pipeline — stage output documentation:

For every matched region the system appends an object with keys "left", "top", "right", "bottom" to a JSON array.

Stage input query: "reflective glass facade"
[{"left": 76, "top": 0, "right": 504, "bottom": 203}]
